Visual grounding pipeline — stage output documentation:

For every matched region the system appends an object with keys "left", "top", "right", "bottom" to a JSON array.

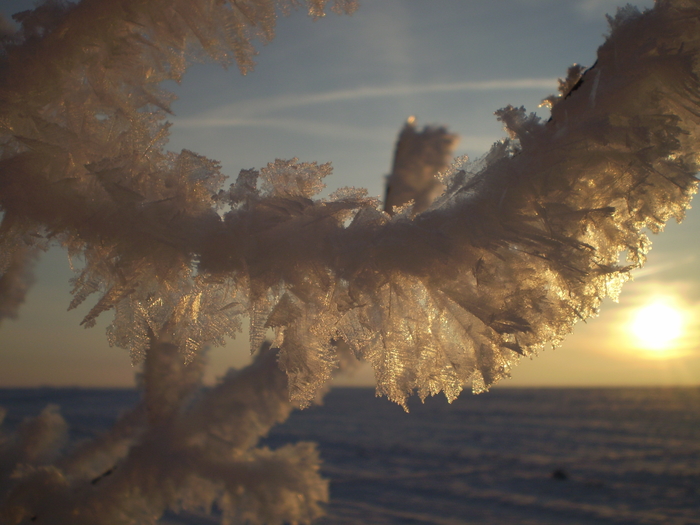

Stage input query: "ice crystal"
[{"left": 259, "top": 158, "right": 332, "bottom": 199}]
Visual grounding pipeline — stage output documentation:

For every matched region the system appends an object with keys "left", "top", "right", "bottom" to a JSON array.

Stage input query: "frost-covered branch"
[
  {"left": 0, "top": 343, "right": 327, "bottom": 524},
  {"left": 1, "top": 0, "right": 700, "bottom": 405},
  {"left": 199, "top": 2, "right": 700, "bottom": 406}
]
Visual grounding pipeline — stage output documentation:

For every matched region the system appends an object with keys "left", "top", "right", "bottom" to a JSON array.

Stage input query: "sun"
[{"left": 629, "top": 300, "right": 684, "bottom": 353}]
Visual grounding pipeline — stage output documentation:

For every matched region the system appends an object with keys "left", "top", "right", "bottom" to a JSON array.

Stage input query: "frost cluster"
[
  {"left": 1, "top": 0, "right": 700, "bottom": 523},
  {"left": 0, "top": 344, "right": 328, "bottom": 524}
]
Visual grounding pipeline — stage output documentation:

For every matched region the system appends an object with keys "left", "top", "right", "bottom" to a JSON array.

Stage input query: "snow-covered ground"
[{"left": 1, "top": 387, "right": 698, "bottom": 524}]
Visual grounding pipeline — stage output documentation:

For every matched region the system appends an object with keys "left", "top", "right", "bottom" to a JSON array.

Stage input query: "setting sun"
[{"left": 630, "top": 300, "right": 684, "bottom": 352}]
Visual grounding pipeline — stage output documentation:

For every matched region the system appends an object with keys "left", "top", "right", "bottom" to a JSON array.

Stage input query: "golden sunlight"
[{"left": 630, "top": 300, "right": 684, "bottom": 353}]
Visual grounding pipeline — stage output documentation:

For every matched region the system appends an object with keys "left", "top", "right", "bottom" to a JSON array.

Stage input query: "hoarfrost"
[
  {"left": 0, "top": 345, "right": 327, "bottom": 525},
  {"left": 0, "top": 0, "right": 699, "bottom": 522}
]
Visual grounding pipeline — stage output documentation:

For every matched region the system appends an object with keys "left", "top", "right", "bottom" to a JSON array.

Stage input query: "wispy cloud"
[
  {"left": 174, "top": 116, "right": 397, "bottom": 141},
  {"left": 171, "top": 116, "right": 504, "bottom": 149},
  {"left": 174, "top": 77, "right": 558, "bottom": 127},
  {"left": 574, "top": 0, "right": 654, "bottom": 20},
  {"left": 630, "top": 254, "right": 697, "bottom": 279}
]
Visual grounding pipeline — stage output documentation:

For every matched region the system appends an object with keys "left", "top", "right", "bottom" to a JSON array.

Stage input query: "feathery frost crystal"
[{"left": 1, "top": 0, "right": 700, "bottom": 523}]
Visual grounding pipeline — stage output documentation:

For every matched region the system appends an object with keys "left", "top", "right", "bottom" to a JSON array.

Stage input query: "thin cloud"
[
  {"left": 630, "top": 254, "right": 697, "bottom": 279},
  {"left": 574, "top": 0, "right": 654, "bottom": 20},
  {"left": 174, "top": 77, "right": 558, "bottom": 126},
  {"left": 171, "top": 115, "right": 503, "bottom": 148},
  {"left": 173, "top": 116, "right": 397, "bottom": 141}
]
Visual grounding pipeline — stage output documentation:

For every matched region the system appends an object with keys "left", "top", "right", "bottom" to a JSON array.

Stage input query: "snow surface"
[{"left": 2, "top": 387, "right": 697, "bottom": 525}]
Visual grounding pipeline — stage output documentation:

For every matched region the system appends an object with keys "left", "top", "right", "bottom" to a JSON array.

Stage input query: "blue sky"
[{"left": 4, "top": 0, "right": 700, "bottom": 388}]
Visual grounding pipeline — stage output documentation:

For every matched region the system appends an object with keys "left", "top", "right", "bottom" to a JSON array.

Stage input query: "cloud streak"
[
  {"left": 574, "top": 0, "right": 654, "bottom": 20},
  {"left": 173, "top": 116, "right": 398, "bottom": 141},
  {"left": 169, "top": 112, "right": 505, "bottom": 151},
  {"left": 173, "top": 77, "right": 558, "bottom": 127}
]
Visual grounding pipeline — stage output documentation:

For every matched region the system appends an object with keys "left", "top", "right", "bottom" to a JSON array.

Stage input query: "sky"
[{"left": 3, "top": 0, "right": 700, "bottom": 389}]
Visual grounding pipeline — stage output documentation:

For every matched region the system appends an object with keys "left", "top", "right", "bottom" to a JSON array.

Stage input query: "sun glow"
[{"left": 630, "top": 300, "right": 684, "bottom": 353}]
